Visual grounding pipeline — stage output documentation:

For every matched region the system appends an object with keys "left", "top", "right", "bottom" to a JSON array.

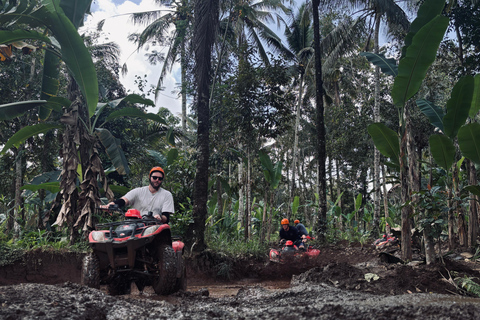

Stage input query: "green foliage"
[
  {"left": 367, "top": 123, "right": 400, "bottom": 166},
  {"left": 392, "top": 15, "right": 449, "bottom": 109},
  {"left": 206, "top": 234, "right": 269, "bottom": 261},
  {"left": 291, "top": 196, "right": 300, "bottom": 217},
  {"left": 359, "top": 52, "right": 397, "bottom": 77},
  {"left": 429, "top": 134, "right": 455, "bottom": 170},
  {"left": 416, "top": 99, "right": 444, "bottom": 131},
  {"left": 414, "top": 186, "right": 449, "bottom": 240},
  {"left": 458, "top": 123, "right": 480, "bottom": 165},
  {"left": 14, "top": 229, "right": 68, "bottom": 250},
  {"left": 0, "top": 0, "right": 99, "bottom": 117},
  {"left": 0, "top": 242, "right": 24, "bottom": 267},
  {"left": 455, "top": 276, "right": 480, "bottom": 298},
  {"left": 443, "top": 75, "right": 475, "bottom": 139}
]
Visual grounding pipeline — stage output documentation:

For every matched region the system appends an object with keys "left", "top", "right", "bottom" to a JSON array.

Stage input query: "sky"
[{"left": 83, "top": 0, "right": 183, "bottom": 116}]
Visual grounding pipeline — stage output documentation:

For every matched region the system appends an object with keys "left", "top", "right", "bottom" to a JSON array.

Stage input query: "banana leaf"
[
  {"left": 458, "top": 123, "right": 480, "bottom": 165},
  {"left": 392, "top": 15, "right": 449, "bottom": 108},
  {"left": 416, "top": 99, "right": 444, "bottom": 131},
  {"left": 0, "top": 123, "right": 62, "bottom": 154},
  {"left": 360, "top": 52, "right": 397, "bottom": 77},
  {"left": 105, "top": 107, "right": 167, "bottom": 125},
  {"left": 443, "top": 75, "right": 475, "bottom": 139},
  {"left": 21, "top": 182, "right": 60, "bottom": 193},
  {"left": 429, "top": 134, "right": 455, "bottom": 171},
  {"left": 367, "top": 123, "right": 400, "bottom": 166},
  {"left": 95, "top": 128, "right": 130, "bottom": 175},
  {"left": 470, "top": 74, "right": 480, "bottom": 118},
  {"left": 402, "top": 0, "right": 445, "bottom": 55},
  {"left": 0, "top": 100, "right": 47, "bottom": 120}
]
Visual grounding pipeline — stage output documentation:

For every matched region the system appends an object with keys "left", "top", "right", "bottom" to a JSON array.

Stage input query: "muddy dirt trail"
[{"left": 1, "top": 243, "right": 480, "bottom": 319}]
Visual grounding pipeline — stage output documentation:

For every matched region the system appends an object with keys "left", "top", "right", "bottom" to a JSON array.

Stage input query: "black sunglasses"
[{"left": 151, "top": 176, "right": 164, "bottom": 181}]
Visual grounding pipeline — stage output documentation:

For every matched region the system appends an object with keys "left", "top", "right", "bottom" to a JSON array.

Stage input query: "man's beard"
[{"left": 150, "top": 181, "right": 161, "bottom": 190}]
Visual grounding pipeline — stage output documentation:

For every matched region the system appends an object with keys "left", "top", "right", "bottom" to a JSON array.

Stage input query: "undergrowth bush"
[{"left": 206, "top": 234, "right": 270, "bottom": 260}]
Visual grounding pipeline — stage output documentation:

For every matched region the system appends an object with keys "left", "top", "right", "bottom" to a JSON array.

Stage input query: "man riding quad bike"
[
  {"left": 81, "top": 166, "right": 185, "bottom": 295},
  {"left": 269, "top": 219, "right": 320, "bottom": 263},
  {"left": 81, "top": 206, "right": 186, "bottom": 295}
]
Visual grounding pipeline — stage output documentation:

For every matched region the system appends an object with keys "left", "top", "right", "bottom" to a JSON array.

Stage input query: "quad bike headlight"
[
  {"left": 143, "top": 225, "right": 160, "bottom": 236},
  {"left": 91, "top": 231, "right": 106, "bottom": 241}
]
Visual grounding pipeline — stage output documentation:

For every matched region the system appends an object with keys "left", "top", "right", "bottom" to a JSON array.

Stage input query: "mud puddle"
[{"left": 108, "top": 279, "right": 291, "bottom": 304}]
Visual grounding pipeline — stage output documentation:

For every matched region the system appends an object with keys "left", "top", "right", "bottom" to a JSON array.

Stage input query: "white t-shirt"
[{"left": 123, "top": 186, "right": 174, "bottom": 217}]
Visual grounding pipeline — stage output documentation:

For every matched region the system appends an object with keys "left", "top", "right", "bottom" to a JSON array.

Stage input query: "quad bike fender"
[
  {"left": 269, "top": 248, "right": 281, "bottom": 263},
  {"left": 172, "top": 241, "right": 185, "bottom": 278},
  {"left": 172, "top": 241, "right": 184, "bottom": 253},
  {"left": 306, "top": 248, "right": 320, "bottom": 258}
]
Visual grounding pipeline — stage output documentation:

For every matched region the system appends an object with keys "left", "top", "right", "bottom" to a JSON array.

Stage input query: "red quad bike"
[
  {"left": 81, "top": 205, "right": 186, "bottom": 296},
  {"left": 269, "top": 239, "right": 320, "bottom": 263}
]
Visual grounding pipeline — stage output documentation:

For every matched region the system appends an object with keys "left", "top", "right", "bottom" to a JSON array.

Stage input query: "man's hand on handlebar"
[{"left": 154, "top": 215, "right": 167, "bottom": 223}]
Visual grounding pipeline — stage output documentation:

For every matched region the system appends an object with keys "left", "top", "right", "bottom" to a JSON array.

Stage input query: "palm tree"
[
  {"left": 189, "top": 0, "right": 219, "bottom": 252},
  {"left": 130, "top": 0, "right": 194, "bottom": 133},
  {"left": 284, "top": 2, "right": 366, "bottom": 234},
  {"left": 284, "top": 3, "right": 313, "bottom": 215},
  {"left": 350, "top": 0, "right": 410, "bottom": 237}
]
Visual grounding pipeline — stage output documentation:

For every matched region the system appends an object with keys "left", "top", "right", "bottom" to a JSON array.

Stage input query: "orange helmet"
[
  {"left": 149, "top": 166, "right": 165, "bottom": 178},
  {"left": 281, "top": 218, "right": 289, "bottom": 225},
  {"left": 285, "top": 240, "right": 293, "bottom": 246},
  {"left": 294, "top": 219, "right": 300, "bottom": 224}
]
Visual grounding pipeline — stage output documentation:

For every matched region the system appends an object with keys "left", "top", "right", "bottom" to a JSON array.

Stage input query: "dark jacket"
[
  {"left": 295, "top": 223, "right": 308, "bottom": 236},
  {"left": 279, "top": 225, "right": 301, "bottom": 242}
]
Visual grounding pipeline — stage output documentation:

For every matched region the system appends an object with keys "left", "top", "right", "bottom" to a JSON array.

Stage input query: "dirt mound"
[{"left": 1, "top": 243, "right": 480, "bottom": 298}]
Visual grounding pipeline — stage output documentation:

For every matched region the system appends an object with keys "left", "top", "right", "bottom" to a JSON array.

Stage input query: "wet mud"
[{"left": 1, "top": 243, "right": 480, "bottom": 319}]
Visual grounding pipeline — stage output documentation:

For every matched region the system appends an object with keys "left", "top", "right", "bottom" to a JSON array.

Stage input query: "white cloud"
[{"left": 82, "top": 0, "right": 183, "bottom": 116}]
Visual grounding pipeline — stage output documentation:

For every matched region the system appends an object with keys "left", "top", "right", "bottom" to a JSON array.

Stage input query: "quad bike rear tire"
[
  {"left": 153, "top": 244, "right": 177, "bottom": 295},
  {"left": 81, "top": 253, "right": 100, "bottom": 289},
  {"left": 107, "top": 276, "right": 131, "bottom": 296}
]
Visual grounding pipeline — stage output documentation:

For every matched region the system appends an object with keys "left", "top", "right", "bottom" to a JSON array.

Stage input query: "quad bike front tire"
[
  {"left": 107, "top": 276, "right": 131, "bottom": 296},
  {"left": 81, "top": 253, "right": 100, "bottom": 289},
  {"left": 153, "top": 244, "right": 177, "bottom": 295}
]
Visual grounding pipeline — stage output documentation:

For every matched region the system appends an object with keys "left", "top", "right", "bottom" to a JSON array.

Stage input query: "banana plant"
[
  {"left": 0, "top": 0, "right": 98, "bottom": 118},
  {"left": 0, "top": 94, "right": 159, "bottom": 172},
  {"left": 364, "top": 0, "right": 449, "bottom": 260},
  {"left": 259, "top": 150, "right": 283, "bottom": 242}
]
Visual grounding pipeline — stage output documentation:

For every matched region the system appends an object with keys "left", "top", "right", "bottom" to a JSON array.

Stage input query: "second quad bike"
[
  {"left": 269, "top": 240, "right": 320, "bottom": 264},
  {"left": 81, "top": 205, "right": 186, "bottom": 296}
]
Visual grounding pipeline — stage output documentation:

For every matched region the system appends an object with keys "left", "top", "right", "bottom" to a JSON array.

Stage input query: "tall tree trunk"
[
  {"left": 13, "top": 145, "right": 24, "bottom": 238},
  {"left": 189, "top": 0, "right": 219, "bottom": 252},
  {"left": 454, "top": 163, "right": 467, "bottom": 247},
  {"left": 400, "top": 104, "right": 412, "bottom": 261},
  {"left": 407, "top": 107, "right": 421, "bottom": 257},
  {"left": 372, "top": 14, "right": 381, "bottom": 239},
  {"left": 312, "top": 0, "right": 327, "bottom": 241},
  {"left": 267, "top": 191, "right": 274, "bottom": 242},
  {"left": 328, "top": 158, "right": 334, "bottom": 205},
  {"left": 381, "top": 165, "right": 390, "bottom": 235},
  {"left": 291, "top": 75, "right": 305, "bottom": 213},
  {"left": 468, "top": 160, "right": 478, "bottom": 247},
  {"left": 261, "top": 188, "right": 268, "bottom": 244},
  {"left": 181, "top": 41, "right": 187, "bottom": 134},
  {"left": 336, "top": 159, "right": 343, "bottom": 231},
  {"left": 244, "top": 148, "right": 251, "bottom": 240},
  {"left": 216, "top": 175, "right": 223, "bottom": 218},
  {"left": 238, "top": 160, "right": 245, "bottom": 226},
  {"left": 447, "top": 192, "right": 456, "bottom": 250}
]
